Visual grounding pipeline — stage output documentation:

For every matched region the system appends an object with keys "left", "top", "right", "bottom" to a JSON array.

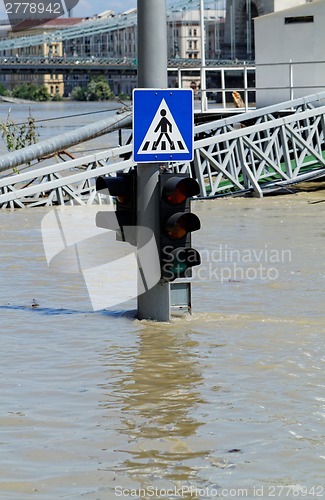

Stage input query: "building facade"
[
  {"left": 167, "top": 9, "right": 225, "bottom": 60},
  {"left": 2, "top": 18, "right": 84, "bottom": 96},
  {"left": 0, "top": 0, "right": 315, "bottom": 97},
  {"left": 255, "top": 0, "right": 324, "bottom": 107},
  {"left": 223, "top": 0, "right": 311, "bottom": 60}
]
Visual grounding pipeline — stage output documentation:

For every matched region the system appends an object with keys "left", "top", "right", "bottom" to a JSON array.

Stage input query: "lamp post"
[
  {"left": 136, "top": 0, "right": 171, "bottom": 321},
  {"left": 200, "top": 0, "right": 208, "bottom": 112},
  {"left": 246, "top": 0, "right": 252, "bottom": 60}
]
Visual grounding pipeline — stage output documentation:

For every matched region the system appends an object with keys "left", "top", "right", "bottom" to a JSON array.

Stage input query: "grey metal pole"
[
  {"left": 136, "top": 0, "right": 171, "bottom": 321},
  {"left": 200, "top": 0, "right": 208, "bottom": 112},
  {"left": 137, "top": 0, "right": 168, "bottom": 89},
  {"left": 0, "top": 112, "right": 132, "bottom": 173}
]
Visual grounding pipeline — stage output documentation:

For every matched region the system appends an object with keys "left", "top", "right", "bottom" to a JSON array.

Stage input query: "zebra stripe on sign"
[{"left": 137, "top": 99, "right": 189, "bottom": 155}]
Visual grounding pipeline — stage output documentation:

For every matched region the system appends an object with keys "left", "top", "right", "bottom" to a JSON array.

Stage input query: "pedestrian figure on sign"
[{"left": 153, "top": 109, "right": 175, "bottom": 150}]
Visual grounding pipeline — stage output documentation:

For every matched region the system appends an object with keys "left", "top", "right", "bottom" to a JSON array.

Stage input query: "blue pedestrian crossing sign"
[{"left": 133, "top": 89, "right": 194, "bottom": 163}]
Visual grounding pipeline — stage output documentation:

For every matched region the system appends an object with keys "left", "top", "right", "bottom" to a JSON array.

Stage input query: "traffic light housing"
[
  {"left": 159, "top": 173, "right": 201, "bottom": 281},
  {"left": 95, "top": 170, "right": 137, "bottom": 246}
]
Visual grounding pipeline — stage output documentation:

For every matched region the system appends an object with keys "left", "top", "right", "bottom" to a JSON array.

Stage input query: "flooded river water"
[
  {"left": 0, "top": 101, "right": 324, "bottom": 499},
  {"left": 0, "top": 99, "right": 124, "bottom": 156}
]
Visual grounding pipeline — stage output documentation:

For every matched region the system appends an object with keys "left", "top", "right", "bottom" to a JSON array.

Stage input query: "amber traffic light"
[{"left": 159, "top": 173, "right": 201, "bottom": 281}]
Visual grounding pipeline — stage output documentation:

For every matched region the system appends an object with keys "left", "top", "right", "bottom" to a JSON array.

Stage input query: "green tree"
[
  {"left": 35, "top": 85, "right": 51, "bottom": 101},
  {"left": 0, "top": 83, "right": 8, "bottom": 96},
  {"left": 85, "top": 76, "right": 114, "bottom": 101},
  {"left": 12, "top": 83, "right": 37, "bottom": 100},
  {"left": 12, "top": 83, "right": 50, "bottom": 101},
  {"left": 0, "top": 111, "right": 39, "bottom": 171},
  {"left": 70, "top": 85, "right": 87, "bottom": 101},
  {"left": 52, "top": 91, "right": 62, "bottom": 101},
  {"left": 71, "top": 77, "right": 114, "bottom": 101}
]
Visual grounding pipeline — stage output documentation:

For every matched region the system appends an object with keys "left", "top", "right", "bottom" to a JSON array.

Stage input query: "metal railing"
[{"left": 1, "top": 91, "right": 325, "bottom": 208}]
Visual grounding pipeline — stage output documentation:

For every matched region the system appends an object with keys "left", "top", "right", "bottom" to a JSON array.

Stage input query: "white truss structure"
[{"left": 0, "top": 92, "right": 325, "bottom": 208}]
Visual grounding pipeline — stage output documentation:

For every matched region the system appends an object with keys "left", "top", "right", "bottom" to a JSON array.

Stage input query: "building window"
[{"left": 285, "top": 16, "right": 314, "bottom": 24}]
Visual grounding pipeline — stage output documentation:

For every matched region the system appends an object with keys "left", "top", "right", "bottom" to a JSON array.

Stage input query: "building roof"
[
  {"left": 255, "top": 0, "right": 322, "bottom": 22},
  {"left": 13, "top": 17, "right": 84, "bottom": 31},
  {"left": 96, "top": 10, "right": 115, "bottom": 19}
]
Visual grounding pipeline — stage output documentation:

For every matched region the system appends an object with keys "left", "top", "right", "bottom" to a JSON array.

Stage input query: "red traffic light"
[
  {"left": 162, "top": 176, "right": 200, "bottom": 205},
  {"left": 159, "top": 173, "right": 201, "bottom": 281}
]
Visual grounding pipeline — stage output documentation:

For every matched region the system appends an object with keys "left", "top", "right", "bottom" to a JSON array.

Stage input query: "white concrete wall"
[
  {"left": 274, "top": 0, "right": 307, "bottom": 11},
  {"left": 255, "top": 0, "right": 325, "bottom": 107}
]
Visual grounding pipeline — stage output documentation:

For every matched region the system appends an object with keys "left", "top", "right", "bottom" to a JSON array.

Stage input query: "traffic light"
[
  {"left": 159, "top": 172, "right": 201, "bottom": 281},
  {"left": 95, "top": 170, "right": 137, "bottom": 246}
]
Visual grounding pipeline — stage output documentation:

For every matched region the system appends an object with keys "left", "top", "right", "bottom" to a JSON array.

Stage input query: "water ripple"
[{"left": 0, "top": 304, "right": 136, "bottom": 318}]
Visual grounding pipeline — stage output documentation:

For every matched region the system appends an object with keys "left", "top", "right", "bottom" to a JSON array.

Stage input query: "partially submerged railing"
[
  {"left": 193, "top": 105, "right": 325, "bottom": 198},
  {"left": 1, "top": 92, "right": 325, "bottom": 208}
]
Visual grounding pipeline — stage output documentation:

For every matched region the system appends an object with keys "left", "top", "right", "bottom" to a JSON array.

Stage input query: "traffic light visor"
[
  {"left": 163, "top": 177, "right": 200, "bottom": 205},
  {"left": 96, "top": 175, "right": 132, "bottom": 204},
  {"left": 165, "top": 212, "right": 200, "bottom": 240}
]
